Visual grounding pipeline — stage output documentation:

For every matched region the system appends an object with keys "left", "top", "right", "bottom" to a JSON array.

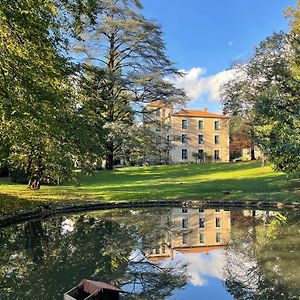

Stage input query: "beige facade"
[
  {"left": 144, "top": 102, "right": 230, "bottom": 163},
  {"left": 146, "top": 208, "right": 231, "bottom": 261},
  {"left": 169, "top": 111, "right": 229, "bottom": 163},
  {"left": 171, "top": 208, "right": 231, "bottom": 249}
]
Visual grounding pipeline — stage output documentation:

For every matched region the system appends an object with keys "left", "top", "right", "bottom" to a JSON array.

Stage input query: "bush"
[
  {"left": 0, "top": 165, "right": 9, "bottom": 177},
  {"left": 10, "top": 169, "right": 28, "bottom": 184}
]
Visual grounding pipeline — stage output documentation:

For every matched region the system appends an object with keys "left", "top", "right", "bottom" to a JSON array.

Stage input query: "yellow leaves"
[
  {"left": 20, "top": 10, "right": 31, "bottom": 15},
  {"left": 275, "top": 212, "right": 287, "bottom": 222},
  {"left": 285, "top": 1, "right": 300, "bottom": 34},
  {"left": 49, "top": 3, "right": 57, "bottom": 15}
]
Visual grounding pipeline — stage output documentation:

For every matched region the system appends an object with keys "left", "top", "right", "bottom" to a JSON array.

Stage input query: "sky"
[{"left": 142, "top": 0, "right": 297, "bottom": 113}]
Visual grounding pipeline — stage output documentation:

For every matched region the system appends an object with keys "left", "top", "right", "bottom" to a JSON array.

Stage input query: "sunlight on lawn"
[{"left": 0, "top": 161, "right": 298, "bottom": 217}]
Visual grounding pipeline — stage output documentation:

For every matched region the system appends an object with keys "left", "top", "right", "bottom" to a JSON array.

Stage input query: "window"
[
  {"left": 216, "top": 217, "right": 221, "bottom": 228},
  {"left": 214, "top": 135, "right": 220, "bottom": 144},
  {"left": 182, "top": 134, "right": 188, "bottom": 144},
  {"left": 156, "top": 109, "right": 160, "bottom": 116},
  {"left": 199, "top": 218, "right": 205, "bottom": 228},
  {"left": 198, "top": 149, "right": 204, "bottom": 161},
  {"left": 182, "top": 119, "right": 187, "bottom": 129},
  {"left": 214, "top": 120, "right": 221, "bottom": 130},
  {"left": 182, "top": 233, "right": 189, "bottom": 244},
  {"left": 182, "top": 208, "right": 188, "bottom": 214},
  {"left": 216, "top": 233, "right": 222, "bottom": 243},
  {"left": 199, "top": 120, "right": 204, "bottom": 129},
  {"left": 215, "top": 209, "right": 220, "bottom": 212},
  {"left": 198, "top": 135, "right": 204, "bottom": 144},
  {"left": 182, "top": 149, "right": 188, "bottom": 160},
  {"left": 199, "top": 208, "right": 204, "bottom": 213},
  {"left": 182, "top": 218, "right": 189, "bottom": 228},
  {"left": 166, "top": 135, "right": 170, "bottom": 142},
  {"left": 214, "top": 150, "right": 220, "bottom": 160},
  {"left": 199, "top": 233, "right": 205, "bottom": 244}
]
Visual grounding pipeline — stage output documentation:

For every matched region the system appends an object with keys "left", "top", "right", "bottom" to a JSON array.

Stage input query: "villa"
[{"left": 144, "top": 101, "right": 230, "bottom": 163}]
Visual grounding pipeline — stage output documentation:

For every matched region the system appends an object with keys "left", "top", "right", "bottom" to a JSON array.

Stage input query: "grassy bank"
[{"left": 0, "top": 161, "right": 299, "bottom": 218}]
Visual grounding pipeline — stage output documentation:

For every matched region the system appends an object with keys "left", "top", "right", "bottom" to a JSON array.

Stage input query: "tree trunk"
[
  {"left": 105, "top": 142, "right": 114, "bottom": 170},
  {"left": 250, "top": 147, "right": 256, "bottom": 160},
  {"left": 27, "top": 161, "right": 44, "bottom": 190},
  {"left": 28, "top": 179, "right": 41, "bottom": 190}
]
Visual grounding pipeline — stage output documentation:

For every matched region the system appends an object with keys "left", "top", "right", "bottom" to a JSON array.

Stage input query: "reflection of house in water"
[
  {"left": 146, "top": 208, "right": 231, "bottom": 261},
  {"left": 230, "top": 210, "right": 277, "bottom": 229},
  {"left": 242, "top": 210, "right": 275, "bottom": 220}
]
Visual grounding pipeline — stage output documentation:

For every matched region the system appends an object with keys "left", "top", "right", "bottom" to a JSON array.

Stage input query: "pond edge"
[{"left": 0, "top": 200, "right": 299, "bottom": 227}]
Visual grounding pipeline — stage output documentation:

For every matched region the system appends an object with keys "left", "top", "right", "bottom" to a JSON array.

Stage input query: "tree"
[
  {"left": 221, "top": 31, "right": 300, "bottom": 175},
  {"left": 0, "top": 208, "right": 188, "bottom": 299},
  {"left": 130, "top": 125, "right": 173, "bottom": 165},
  {"left": 192, "top": 152, "right": 199, "bottom": 163},
  {"left": 229, "top": 116, "right": 255, "bottom": 160},
  {"left": 0, "top": 0, "right": 101, "bottom": 188},
  {"left": 225, "top": 210, "right": 300, "bottom": 299},
  {"left": 75, "top": 0, "right": 186, "bottom": 169}
]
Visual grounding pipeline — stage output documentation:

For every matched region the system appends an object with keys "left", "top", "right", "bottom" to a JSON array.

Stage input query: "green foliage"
[
  {"left": 225, "top": 211, "right": 300, "bottom": 299},
  {"left": 0, "top": 0, "right": 100, "bottom": 188},
  {"left": 229, "top": 116, "right": 255, "bottom": 160},
  {"left": 222, "top": 32, "right": 300, "bottom": 174},
  {"left": 204, "top": 151, "right": 212, "bottom": 162},
  {"left": 75, "top": 0, "right": 186, "bottom": 168},
  {"left": 192, "top": 152, "right": 199, "bottom": 163},
  {"left": 0, "top": 209, "right": 188, "bottom": 299}
]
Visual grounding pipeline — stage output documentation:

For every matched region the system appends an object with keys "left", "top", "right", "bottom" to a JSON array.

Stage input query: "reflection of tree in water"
[
  {"left": 0, "top": 208, "right": 188, "bottom": 300},
  {"left": 121, "top": 251, "right": 187, "bottom": 299},
  {"left": 224, "top": 211, "right": 300, "bottom": 300}
]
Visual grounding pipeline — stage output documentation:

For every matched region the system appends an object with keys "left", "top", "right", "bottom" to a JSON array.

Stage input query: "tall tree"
[
  {"left": 75, "top": 0, "right": 185, "bottom": 169},
  {"left": 229, "top": 116, "right": 255, "bottom": 160},
  {"left": 221, "top": 31, "right": 300, "bottom": 175},
  {"left": 0, "top": 0, "right": 99, "bottom": 188}
]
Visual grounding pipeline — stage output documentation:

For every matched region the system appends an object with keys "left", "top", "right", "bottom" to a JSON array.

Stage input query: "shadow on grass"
[
  {"left": 80, "top": 161, "right": 265, "bottom": 186},
  {"left": 88, "top": 174, "right": 294, "bottom": 202},
  {"left": 0, "top": 194, "right": 43, "bottom": 217},
  {"left": 0, "top": 177, "right": 14, "bottom": 185}
]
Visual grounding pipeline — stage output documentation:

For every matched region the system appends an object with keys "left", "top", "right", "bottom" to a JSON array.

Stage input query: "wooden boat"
[{"left": 64, "top": 279, "right": 123, "bottom": 300}]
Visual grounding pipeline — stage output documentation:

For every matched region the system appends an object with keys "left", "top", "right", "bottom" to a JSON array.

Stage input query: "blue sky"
[{"left": 142, "top": 0, "right": 297, "bottom": 112}]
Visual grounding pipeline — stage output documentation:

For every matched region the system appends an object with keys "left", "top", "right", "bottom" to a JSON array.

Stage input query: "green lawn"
[{"left": 0, "top": 161, "right": 299, "bottom": 218}]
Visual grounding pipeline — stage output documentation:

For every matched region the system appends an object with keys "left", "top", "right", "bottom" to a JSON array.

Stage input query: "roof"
[
  {"left": 147, "top": 255, "right": 171, "bottom": 262},
  {"left": 172, "top": 109, "right": 227, "bottom": 119},
  {"left": 78, "top": 279, "right": 123, "bottom": 295},
  {"left": 145, "top": 100, "right": 167, "bottom": 108},
  {"left": 175, "top": 245, "right": 225, "bottom": 254}
]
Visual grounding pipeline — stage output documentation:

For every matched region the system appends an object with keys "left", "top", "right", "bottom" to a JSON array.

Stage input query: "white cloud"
[
  {"left": 228, "top": 41, "right": 234, "bottom": 46},
  {"left": 160, "top": 249, "right": 227, "bottom": 287},
  {"left": 168, "top": 67, "right": 237, "bottom": 103},
  {"left": 183, "top": 250, "right": 226, "bottom": 287}
]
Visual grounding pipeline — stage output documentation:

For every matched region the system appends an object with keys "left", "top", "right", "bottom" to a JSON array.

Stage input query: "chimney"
[{"left": 204, "top": 108, "right": 208, "bottom": 112}]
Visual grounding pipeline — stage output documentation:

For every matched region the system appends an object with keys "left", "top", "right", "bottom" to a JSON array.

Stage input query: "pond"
[{"left": 0, "top": 207, "right": 299, "bottom": 299}]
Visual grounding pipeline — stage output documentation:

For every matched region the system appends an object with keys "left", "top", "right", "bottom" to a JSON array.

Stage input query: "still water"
[{"left": 0, "top": 207, "right": 299, "bottom": 300}]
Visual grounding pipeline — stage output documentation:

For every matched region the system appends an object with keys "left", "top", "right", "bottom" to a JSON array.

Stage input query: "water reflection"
[{"left": 0, "top": 208, "right": 299, "bottom": 300}]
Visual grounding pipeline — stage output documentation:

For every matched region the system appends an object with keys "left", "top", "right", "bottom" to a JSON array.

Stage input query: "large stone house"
[{"left": 144, "top": 101, "right": 229, "bottom": 163}]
